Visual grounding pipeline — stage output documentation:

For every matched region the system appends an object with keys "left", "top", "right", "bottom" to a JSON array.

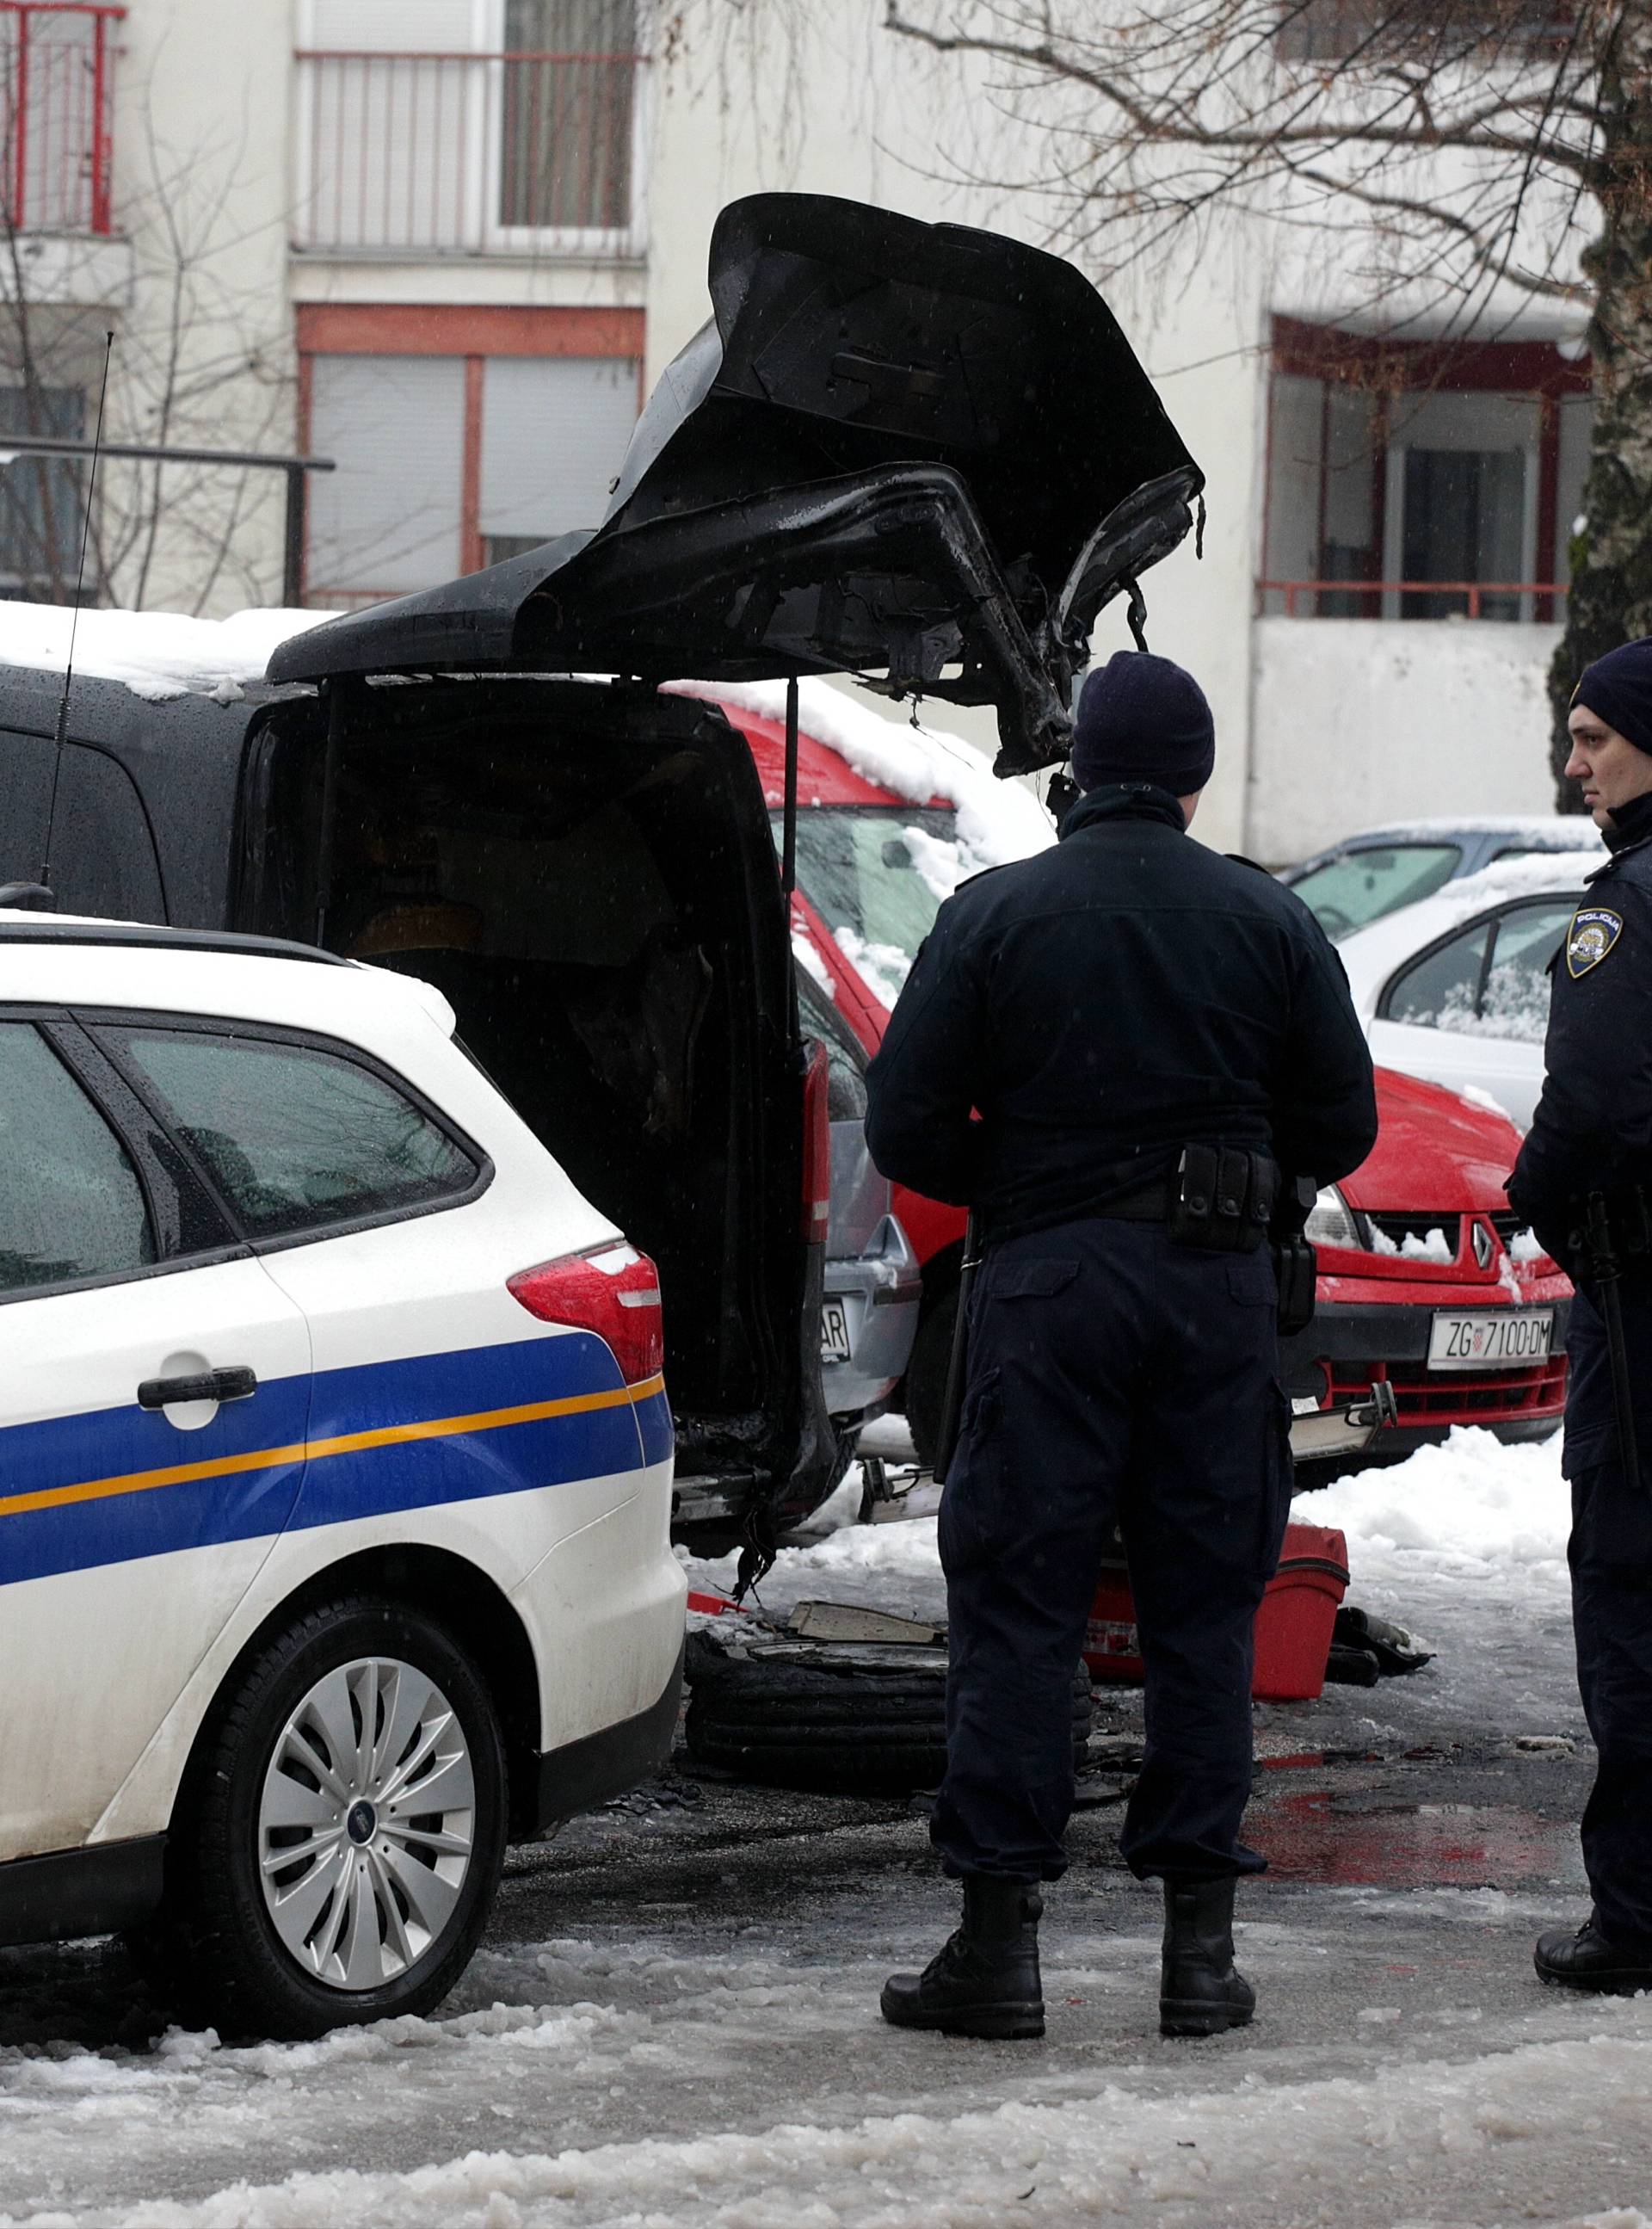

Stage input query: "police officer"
[
  {"left": 865, "top": 650, "right": 1378, "bottom": 2041},
  {"left": 1509, "top": 636, "right": 1652, "bottom": 1994}
]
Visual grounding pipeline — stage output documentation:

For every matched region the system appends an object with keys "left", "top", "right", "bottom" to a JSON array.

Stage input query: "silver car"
[{"left": 801, "top": 971, "right": 921, "bottom": 1423}]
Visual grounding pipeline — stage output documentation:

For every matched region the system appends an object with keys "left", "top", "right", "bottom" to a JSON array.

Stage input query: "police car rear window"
[
  {"left": 0, "top": 1024, "right": 156, "bottom": 1292},
  {"left": 101, "top": 1026, "right": 478, "bottom": 1243}
]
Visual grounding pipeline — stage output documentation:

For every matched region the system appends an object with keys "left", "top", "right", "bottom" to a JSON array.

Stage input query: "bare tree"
[
  {"left": 0, "top": 59, "right": 293, "bottom": 614},
  {"left": 871, "top": 0, "right": 1649, "bottom": 803}
]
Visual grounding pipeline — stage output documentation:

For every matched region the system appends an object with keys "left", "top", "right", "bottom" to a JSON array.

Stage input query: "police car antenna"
[{"left": 38, "top": 330, "right": 115, "bottom": 897}]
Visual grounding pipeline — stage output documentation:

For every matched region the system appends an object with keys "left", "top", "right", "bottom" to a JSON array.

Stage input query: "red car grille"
[{"left": 1328, "top": 1355, "right": 1568, "bottom": 1424}]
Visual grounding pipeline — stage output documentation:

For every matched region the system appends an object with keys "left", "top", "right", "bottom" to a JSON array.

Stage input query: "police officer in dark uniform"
[
  {"left": 1509, "top": 636, "right": 1652, "bottom": 1994},
  {"left": 865, "top": 650, "right": 1378, "bottom": 2041}
]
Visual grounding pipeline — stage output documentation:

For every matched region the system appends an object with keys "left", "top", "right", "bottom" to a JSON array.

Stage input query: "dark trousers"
[
  {"left": 1566, "top": 1280, "right": 1652, "bottom": 1952},
  {"left": 931, "top": 1216, "right": 1294, "bottom": 1885}
]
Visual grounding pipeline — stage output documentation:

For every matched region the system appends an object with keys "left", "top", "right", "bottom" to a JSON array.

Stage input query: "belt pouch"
[
  {"left": 1168, "top": 1145, "right": 1271, "bottom": 1253},
  {"left": 1274, "top": 1234, "right": 1317, "bottom": 1335},
  {"left": 1167, "top": 1144, "right": 1220, "bottom": 1248}
]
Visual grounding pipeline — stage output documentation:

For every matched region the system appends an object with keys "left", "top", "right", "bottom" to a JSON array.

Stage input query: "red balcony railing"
[
  {"left": 0, "top": 3, "right": 121, "bottom": 236},
  {"left": 1258, "top": 577, "right": 1570, "bottom": 622},
  {"left": 294, "top": 47, "right": 644, "bottom": 256}
]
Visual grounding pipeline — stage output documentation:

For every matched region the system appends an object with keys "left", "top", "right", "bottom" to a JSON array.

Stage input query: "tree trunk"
[{"left": 1549, "top": 8, "right": 1652, "bottom": 806}]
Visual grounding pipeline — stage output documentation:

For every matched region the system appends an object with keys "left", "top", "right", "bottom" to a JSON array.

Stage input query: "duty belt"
[
  {"left": 1095, "top": 1182, "right": 1170, "bottom": 1223},
  {"left": 1098, "top": 1146, "right": 1279, "bottom": 1255}
]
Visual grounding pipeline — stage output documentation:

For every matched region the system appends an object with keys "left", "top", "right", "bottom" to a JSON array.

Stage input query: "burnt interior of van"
[{"left": 242, "top": 678, "right": 807, "bottom": 1510}]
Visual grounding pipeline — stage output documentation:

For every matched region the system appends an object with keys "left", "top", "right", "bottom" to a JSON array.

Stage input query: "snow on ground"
[
  {"left": 0, "top": 602, "right": 332, "bottom": 702},
  {"left": 15, "top": 2005, "right": 1652, "bottom": 2229},
  {"left": 683, "top": 1423, "right": 1581, "bottom": 1757},
  {"left": 1306, "top": 1429, "right": 1568, "bottom": 1605},
  {"left": 687, "top": 1423, "right": 1572, "bottom": 1637},
  {"left": 0, "top": 1426, "right": 1630, "bottom": 2229},
  {"left": 4, "top": 1880, "right": 1651, "bottom": 2229}
]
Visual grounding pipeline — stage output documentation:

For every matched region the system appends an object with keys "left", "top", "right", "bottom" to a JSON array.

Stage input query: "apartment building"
[{"left": 0, "top": 0, "right": 1596, "bottom": 855}]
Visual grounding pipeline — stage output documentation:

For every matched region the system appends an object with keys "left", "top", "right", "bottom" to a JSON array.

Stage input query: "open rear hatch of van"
[
  {"left": 268, "top": 194, "right": 1202, "bottom": 775},
  {"left": 241, "top": 677, "right": 829, "bottom": 1549}
]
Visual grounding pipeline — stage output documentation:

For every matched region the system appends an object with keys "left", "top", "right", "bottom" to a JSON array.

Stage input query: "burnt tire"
[
  {"left": 903, "top": 1285, "right": 959, "bottom": 1472},
  {"left": 161, "top": 1597, "right": 507, "bottom": 2041},
  {"left": 685, "top": 1631, "right": 1093, "bottom": 1794}
]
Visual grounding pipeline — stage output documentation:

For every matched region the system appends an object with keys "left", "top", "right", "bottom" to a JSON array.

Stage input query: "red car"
[{"left": 717, "top": 691, "right": 1571, "bottom": 1468}]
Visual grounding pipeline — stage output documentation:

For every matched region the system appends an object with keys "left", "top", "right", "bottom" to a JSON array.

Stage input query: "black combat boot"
[
  {"left": 1159, "top": 1876, "right": 1255, "bottom": 2038},
  {"left": 1535, "top": 1917, "right": 1652, "bottom": 1993},
  {"left": 880, "top": 1876, "right": 1045, "bottom": 2040}
]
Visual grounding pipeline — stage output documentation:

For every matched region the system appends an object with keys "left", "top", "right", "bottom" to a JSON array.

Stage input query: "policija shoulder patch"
[{"left": 1567, "top": 905, "right": 1624, "bottom": 979}]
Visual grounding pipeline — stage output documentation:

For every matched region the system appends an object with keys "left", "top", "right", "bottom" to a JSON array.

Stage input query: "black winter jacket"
[
  {"left": 865, "top": 785, "right": 1378, "bottom": 1241},
  {"left": 1509, "top": 790, "right": 1652, "bottom": 1257}
]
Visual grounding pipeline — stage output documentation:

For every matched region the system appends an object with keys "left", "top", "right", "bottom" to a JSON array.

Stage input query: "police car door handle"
[{"left": 137, "top": 1366, "right": 259, "bottom": 1411}]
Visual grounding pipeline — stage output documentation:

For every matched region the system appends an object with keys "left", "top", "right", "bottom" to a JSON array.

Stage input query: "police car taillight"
[
  {"left": 803, "top": 1041, "right": 830, "bottom": 1244},
  {"left": 508, "top": 1242, "right": 664, "bottom": 1386}
]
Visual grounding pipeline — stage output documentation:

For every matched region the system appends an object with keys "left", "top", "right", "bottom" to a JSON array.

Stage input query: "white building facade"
[{"left": 4, "top": 0, "right": 1593, "bottom": 855}]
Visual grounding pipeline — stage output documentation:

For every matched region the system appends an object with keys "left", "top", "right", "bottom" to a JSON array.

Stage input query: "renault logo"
[{"left": 1471, "top": 1220, "right": 1496, "bottom": 1272}]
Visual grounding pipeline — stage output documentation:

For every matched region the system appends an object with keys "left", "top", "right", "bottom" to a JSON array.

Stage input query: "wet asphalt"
[{"left": 0, "top": 1676, "right": 1634, "bottom": 2227}]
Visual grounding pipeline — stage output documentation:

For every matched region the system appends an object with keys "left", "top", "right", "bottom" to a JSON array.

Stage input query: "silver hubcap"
[{"left": 257, "top": 1656, "right": 477, "bottom": 1993}]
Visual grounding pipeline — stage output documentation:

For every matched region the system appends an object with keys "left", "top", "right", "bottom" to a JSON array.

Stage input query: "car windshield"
[
  {"left": 1290, "top": 843, "right": 1463, "bottom": 939},
  {"left": 774, "top": 804, "right": 959, "bottom": 1005}
]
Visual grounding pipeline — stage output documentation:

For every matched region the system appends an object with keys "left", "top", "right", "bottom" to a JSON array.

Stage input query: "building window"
[
  {"left": 307, "top": 356, "right": 468, "bottom": 599},
  {"left": 477, "top": 353, "right": 637, "bottom": 553},
  {"left": 1260, "top": 319, "right": 1591, "bottom": 622},
  {"left": 0, "top": 385, "right": 85, "bottom": 599},
  {"left": 294, "top": 0, "right": 647, "bottom": 256},
  {"left": 1277, "top": 2, "right": 1573, "bottom": 63},
  {"left": 0, "top": 4, "right": 120, "bottom": 237},
  {"left": 499, "top": 0, "right": 638, "bottom": 232},
  {"left": 299, "top": 311, "right": 643, "bottom": 605}
]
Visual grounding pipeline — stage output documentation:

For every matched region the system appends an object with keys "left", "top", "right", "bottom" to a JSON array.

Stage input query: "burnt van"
[{"left": 0, "top": 192, "right": 1201, "bottom": 1558}]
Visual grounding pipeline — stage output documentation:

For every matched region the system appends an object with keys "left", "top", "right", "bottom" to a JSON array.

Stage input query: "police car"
[{"left": 0, "top": 913, "right": 686, "bottom": 2037}]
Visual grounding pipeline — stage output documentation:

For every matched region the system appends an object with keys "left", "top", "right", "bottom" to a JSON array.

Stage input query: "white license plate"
[
  {"left": 1427, "top": 1308, "right": 1555, "bottom": 1371},
  {"left": 820, "top": 1297, "right": 852, "bottom": 1363}
]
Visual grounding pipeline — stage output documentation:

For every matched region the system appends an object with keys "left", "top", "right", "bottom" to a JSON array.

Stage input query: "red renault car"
[{"left": 706, "top": 684, "right": 1572, "bottom": 1470}]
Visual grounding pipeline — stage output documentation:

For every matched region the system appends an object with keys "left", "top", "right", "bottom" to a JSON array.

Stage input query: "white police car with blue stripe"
[{"left": 0, "top": 912, "right": 685, "bottom": 2036}]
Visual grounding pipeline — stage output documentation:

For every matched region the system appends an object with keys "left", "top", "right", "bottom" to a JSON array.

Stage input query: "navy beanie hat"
[
  {"left": 1575, "top": 636, "right": 1652, "bottom": 757},
  {"left": 1071, "top": 650, "right": 1216, "bottom": 795}
]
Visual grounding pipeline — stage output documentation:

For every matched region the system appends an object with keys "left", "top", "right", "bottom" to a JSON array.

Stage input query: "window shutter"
[
  {"left": 478, "top": 356, "right": 638, "bottom": 544},
  {"left": 307, "top": 356, "right": 465, "bottom": 596},
  {"left": 309, "top": 2, "right": 474, "bottom": 49}
]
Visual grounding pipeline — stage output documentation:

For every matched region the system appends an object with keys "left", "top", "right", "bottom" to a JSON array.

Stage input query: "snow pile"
[
  {"left": 1299, "top": 1426, "right": 1568, "bottom": 1601},
  {"left": 790, "top": 928, "right": 833, "bottom": 992},
  {"left": 666, "top": 675, "right": 1056, "bottom": 871},
  {"left": 0, "top": 601, "right": 333, "bottom": 704},
  {"left": 37, "top": 2019, "right": 1652, "bottom": 2227},
  {"left": 830, "top": 923, "right": 909, "bottom": 1007},
  {"left": 683, "top": 1426, "right": 1572, "bottom": 1643}
]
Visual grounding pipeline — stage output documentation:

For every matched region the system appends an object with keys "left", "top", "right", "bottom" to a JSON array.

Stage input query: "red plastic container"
[{"left": 1084, "top": 1522, "right": 1350, "bottom": 1701}]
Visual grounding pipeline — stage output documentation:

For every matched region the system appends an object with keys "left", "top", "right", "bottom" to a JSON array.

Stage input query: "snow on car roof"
[
  {"left": 1427, "top": 848, "right": 1604, "bottom": 910},
  {"left": 1335, "top": 849, "right": 1600, "bottom": 1010},
  {"left": 0, "top": 604, "right": 1045, "bottom": 886},
  {"left": 666, "top": 676, "right": 1055, "bottom": 870},
  {"left": 1335, "top": 814, "right": 1603, "bottom": 845},
  {"left": 1337, "top": 820, "right": 1596, "bottom": 843},
  {"left": 0, "top": 598, "right": 336, "bottom": 704}
]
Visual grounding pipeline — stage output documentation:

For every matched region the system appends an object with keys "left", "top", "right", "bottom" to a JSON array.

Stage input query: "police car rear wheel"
[{"left": 175, "top": 1598, "right": 507, "bottom": 2040}]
